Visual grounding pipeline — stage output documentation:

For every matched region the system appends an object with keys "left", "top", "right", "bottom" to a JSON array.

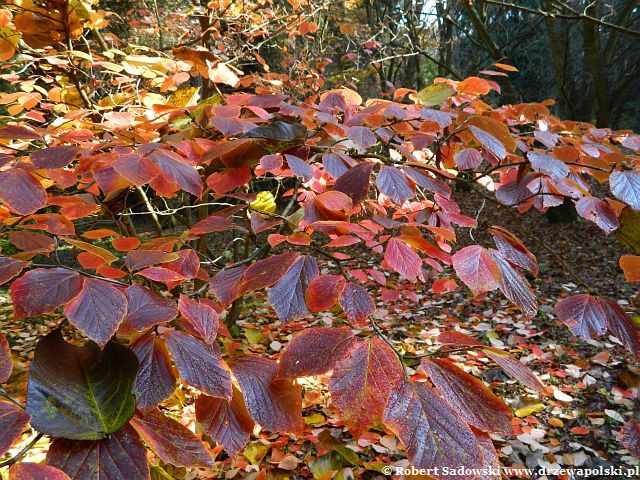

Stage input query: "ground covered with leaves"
[{"left": 1, "top": 194, "right": 638, "bottom": 479}]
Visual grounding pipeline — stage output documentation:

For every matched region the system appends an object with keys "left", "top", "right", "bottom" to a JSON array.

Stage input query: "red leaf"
[
  {"left": 422, "top": 358, "right": 512, "bottom": 435},
  {"left": 322, "top": 153, "right": 348, "bottom": 179},
  {"left": 437, "top": 331, "right": 483, "bottom": 346},
  {"left": 402, "top": 167, "right": 452, "bottom": 198},
  {"left": 575, "top": 196, "right": 620, "bottom": 234},
  {"left": 63, "top": 278, "right": 128, "bottom": 347},
  {"left": 130, "top": 409, "right": 214, "bottom": 468},
  {"left": 31, "top": 146, "right": 79, "bottom": 169},
  {"left": 162, "top": 330, "right": 232, "bottom": 399},
  {"left": 482, "top": 347, "right": 546, "bottom": 394},
  {"left": 329, "top": 338, "right": 403, "bottom": 438},
  {"left": 305, "top": 274, "right": 346, "bottom": 313},
  {"left": 333, "top": 162, "right": 374, "bottom": 205},
  {"left": 122, "top": 285, "right": 177, "bottom": 333},
  {"left": 384, "top": 238, "right": 421, "bottom": 282},
  {"left": 277, "top": 327, "right": 356, "bottom": 378},
  {"left": 491, "top": 250, "right": 538, "bottom": 318},
  {"left": 314, "top": 191, "right": 353, "bottom": 221},
  {"left": 10, "top": 268, "right": 83, "bottom": 319},
  {"left": 527, "top": 151, "right": 569, "bottom": 179},
  {"left": 0, "top": 333, "right": 11, "bottom": 383},
  {"left": 489, "top": 226, "right": 538, "bottom": 275},
  {"left": 195, "top": 388, "right": 255, "bottom": 456},
  {"left": 47, "top": 424, "right": 149, "bottom": 480},
  {"left": 376, "top": 166, "right": 414, "bottom": 203},
  {"left": 339, "top": 282, "right": 375, "bottom": 326},
  {"left": 8, "top": 231, "right": 53, "bottom": 252},
  {"left": 610, "top": 171, "right": 640, "bottom": 211},
  {"left": 241, "top": 251, "right": 300, "bottom": 293},
  {"left": 230, "top": 355, "right": 303, "bottom": 434},
  {"left": 111, "top": 154, "right": 161, "bottom": 186},
  {"left": 620, "top": 255, "right": 640, "bottom": 282},
  {"left": 131, "top": 334, "right": 177, "bottom": 413},
  {"left": 383, "top": 380, "right": 482, "bottom": 479},
  {"left": 0, "top": 401, "right": 31, "bottom": 456},
  {"left": 452, "top": 245, "right": 501, "bottom": 295},
  {"left": 618, "top": 419, "right": 640, "bottom": 457},
  {"left": 432, "top": 278, "right": 457, "bottom": 293},
  {"left": 124, "top": 250, "right": 179, "bottom": 271},
  {"left": 598, "top": 297, "right": 640, "bottom": 359},
  {"left": 8, "top": 463, "right": 71, "bottom": 480},
  {"left": 346, "top": 126, "right": 376, "bottom": 149},
  {"left": 0, "top": 125, "right": 42, "bottom": 139},
  {"left": 267, "top": 255, "right": 318, "bottom": 322},
  {"left": 495, "top": 174, "right": 536, "bottom": 207},
  {"left": 164, "top": 249, "right": 199, "bottom": 279},
  {"left": 189, "top": 214, "right": 247, "bottom": 235},
  {"left": 147, "top": 149, "right": 202, "bottom": 197},
  {"left": 137, "top": 267, "right": 186, "bottom": 284},
  {"left": 210, "top": 265, "right": 247, "bottom": 305},
  {"left": 178, "top": 295, "right": 219, "bottom": 344},
  {"left": 112, "top": 237, "right": 140, "bottom": 252},
  {"left": 285, "top": 155, "right": 313, "bottom": 181},
  {"left": 469, "top": 125, "right": 506, "bottom": 160},
  {"left": 0, "top": 169, "right": 47, "bottom": 216},
  {"left": 0, "top": 257, "right": 28, "bottom": 285},
  {"left": 454, "top": 148, "right": 483, "bottom": 170},
  {"left": 206, "top": 167, "right": 252, "bottom": 194},
  {"left": 555, "top": 294, "right": 607, "bottom": 339}
]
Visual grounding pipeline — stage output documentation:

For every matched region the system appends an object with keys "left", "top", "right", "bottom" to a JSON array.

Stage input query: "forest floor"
[{"left": 1, "top": 190, "right": 639, "bottom": 479}]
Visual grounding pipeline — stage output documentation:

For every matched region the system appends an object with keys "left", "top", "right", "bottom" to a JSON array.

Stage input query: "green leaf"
[
  {"left": 151, "top": 466, "right": 177, "bottom": 480},
  {"left": 244, "top": 328, "right": 263, "bottom": 344},
  {"left": 311, "top": 452, "right": 346, "bottom": 479},
  {"left": 617, "top": 207, "right": 640, "bottom": 253},
  {"left": 26, "top": 329, "right": 138, "bottom": 440},
  {"left": 413, "top": 82, "right": 455, "bottom": 107}
]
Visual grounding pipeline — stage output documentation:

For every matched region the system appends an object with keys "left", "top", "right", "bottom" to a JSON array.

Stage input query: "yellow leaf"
[
  {"left": 515, "top": 403, "right": 545, "bottom": 418},
  {"left": 250, "top": 191, "right": 277, "bottom": 218},
  {"left": 64, "top": 238, "right": 118, "bottom": 264},
  {"left": 412, "top": 82, "right": 455, "bottom": 107},
  {"left": 0, "top": 26, "right": 19, "bottom": 61}
]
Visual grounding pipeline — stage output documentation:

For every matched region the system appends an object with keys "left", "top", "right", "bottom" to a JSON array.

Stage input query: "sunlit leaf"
[
  {"left": 0, "top": 401, "right": 31, "bottom": 456},
  {"left": 305, "top": 274, "right": 346, "bottom": 313},
  {"left": 47, "top": 424, "right": 149, "bottom": 480},
  {"left": 63, "top": 278, "right": 128, "bottom": 347},
  {"left": 230, "top": 355, "right": 303, "bottom": 434},
  {"left": 610, "top": 171, "right": 640, "bottom": 211},
  {"left": 338, "top": 282, "right": 375, "bottom": 326},
  {"left": 178, "top": 295, "right": 219, "bottom": 344},
  {"left": 131, "top": 334, "right": 177, "bottom": 413},
  {"left": 162, "top": 329, "right": 231, "bottom": 400},
  {"left": 422, "top": 358, "right": 512, "bottom": 435},
  {"left": 267, "top": 255, "right": 318, "bottom": 322},
  {"left": 383, "top": 380, "right": 482, "bottom": 478},
  {"left": 618, "top": 419, "right": 640, "bottom": 457},
  {"left": 10, "top": 268, "right": 83, "bottom": 319},
  {"left": 0, "top": 169, "right": 47, "bottom": 216},
  {"left": 329, "top": 338, "right": 403, "bottom": 438},
  {"left": 195, "top": 388, "right": 255, "bottom": 455},
  {"left": 277, "top": 327, "right": 356, "bottom": 378},
  {"left": 122, "top": 285, "right": 177, "bottom": 333},
  {"left": 8, "top": 462, "right": 71, "bottom": 480},
  {"left": 555, "top": 294, "right": 607, "bottom": 339},
  {"left": 130, "top": 409, "right": 214, "bottom": 468},
  {"left": 452, "top": 245, "right": 501, "bottom": 295}
]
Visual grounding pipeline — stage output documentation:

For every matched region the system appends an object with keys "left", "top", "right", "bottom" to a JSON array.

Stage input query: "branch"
[
  {"left": 477, "top": 0, "right": 640, "bottom": 38},
  {"left": 0, "top": 433, "right": 44, "bottom": 468}
]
